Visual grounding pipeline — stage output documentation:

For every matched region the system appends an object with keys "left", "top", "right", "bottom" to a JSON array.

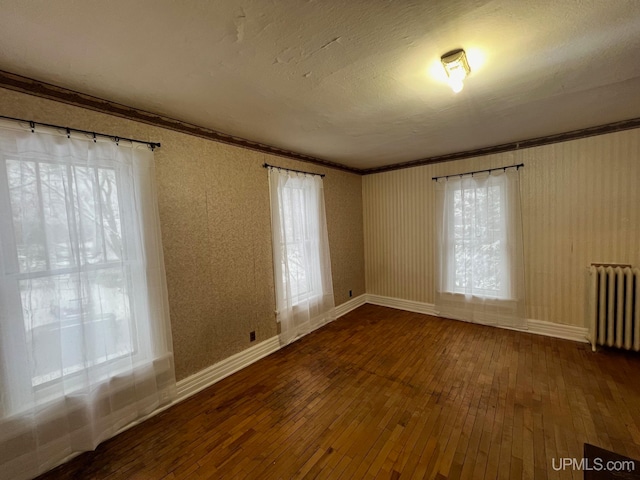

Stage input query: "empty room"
[{"left": 0, "top": 1, "right": 639, "bottom": 479}]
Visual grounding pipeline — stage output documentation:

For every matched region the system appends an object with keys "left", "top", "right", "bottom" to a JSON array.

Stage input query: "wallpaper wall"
[
  {"left": 0, "top": 87, "right": 366, "bottom": 380},
  {"left": 363, "top": 128, "right": 640, "bottom": 327}
]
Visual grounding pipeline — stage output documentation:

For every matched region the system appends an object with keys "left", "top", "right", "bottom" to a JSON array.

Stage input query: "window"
[
  {"left": 268, "top": 168, "right": 335, "bottom": 344},
  {"left": 0, "top": 123, "right": 175, "bottom": 480},
  {"left": 448, "top": 182, "right": 509, "bottom": 299},
  {"left": 280, "top": 183, "right": 316, "bottom": 303},
  {"left": 2, "top": 159, "right": 135, "bottom": 387},
  {"left": 435, "top": 168, "right": 525, "bottom": 328}
]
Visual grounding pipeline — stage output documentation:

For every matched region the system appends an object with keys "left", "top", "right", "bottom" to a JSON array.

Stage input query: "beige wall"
[
  {"left": 363, "top": 129, "right": 640, "bottom": 327},
  {"left": 0, "top": 87, "right": 365, "bottom": 380}
]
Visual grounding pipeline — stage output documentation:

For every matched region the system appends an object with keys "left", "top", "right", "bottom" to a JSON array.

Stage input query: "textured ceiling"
[{"left": 0, "top": 0, "right": 639, "bottom": 169}]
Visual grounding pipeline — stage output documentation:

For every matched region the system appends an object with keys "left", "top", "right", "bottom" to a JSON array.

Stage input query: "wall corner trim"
[{"left": 365, "top": 294, "right": 589, "bottom": 344}]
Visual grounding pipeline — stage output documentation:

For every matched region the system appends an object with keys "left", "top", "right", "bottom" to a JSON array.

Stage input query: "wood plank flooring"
[{"left": 38, "top": 304, "right": 640, "bottom": 479}]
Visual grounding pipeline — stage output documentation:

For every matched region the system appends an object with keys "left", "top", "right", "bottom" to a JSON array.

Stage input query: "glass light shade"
[{"left": 441, "top": 49, "right": 471, "bottom": 93}]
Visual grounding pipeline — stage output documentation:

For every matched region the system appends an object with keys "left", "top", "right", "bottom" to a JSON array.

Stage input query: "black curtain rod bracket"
[
  {"left": 263, "top": 162, "right": 325, "bottom": 178},
  {"left": 432, "top": 163, "right": 524, "bottom": 181},
  {"left": 0, "top": 115, "right": 161, "bottom": 150}
]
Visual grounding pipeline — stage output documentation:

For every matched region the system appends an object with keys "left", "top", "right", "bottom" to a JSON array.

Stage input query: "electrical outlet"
[
  {"left": 250, "top": 331, "right": 256, "bottom": 342},
  {"left": 349, "top": 290, "right": 353, "bottom": 298}
]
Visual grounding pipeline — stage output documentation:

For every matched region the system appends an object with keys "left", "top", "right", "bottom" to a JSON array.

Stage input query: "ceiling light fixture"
[{"left": 441, "top": 49, "right": 471, "bottom": 93}]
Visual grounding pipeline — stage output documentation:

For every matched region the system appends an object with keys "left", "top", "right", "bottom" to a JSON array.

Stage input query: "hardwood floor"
[{"left": 39, "top": 304, "right": 640, "bottom": 480}]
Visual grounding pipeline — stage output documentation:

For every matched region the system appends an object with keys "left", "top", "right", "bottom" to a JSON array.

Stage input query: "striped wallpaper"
[{"left": 363, "top": 128, "right": 640, "bottom": 327}]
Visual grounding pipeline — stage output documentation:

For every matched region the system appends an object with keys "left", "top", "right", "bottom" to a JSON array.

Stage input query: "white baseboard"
[
  {"left": 334, "top": 293, "right": 367, "bottom": 317},
  {"left": 366, "top": 294, "right": 438, "bottom": 316},
  {"left": 526, "top": 318, "right": 589, "bottom": 343},
  {"left": 176, "top": 335, "right": 281, "bottom": 401},
  {"left": 365, "top": 294, "right": 588, "bottom": 344}
]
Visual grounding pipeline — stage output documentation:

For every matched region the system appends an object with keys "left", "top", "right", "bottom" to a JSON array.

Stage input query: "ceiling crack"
[{"left": 234, "top": 8, "right": 246, "bottom": 43}]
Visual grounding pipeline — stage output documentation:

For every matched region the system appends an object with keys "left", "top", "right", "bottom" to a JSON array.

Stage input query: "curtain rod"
[
  {"left": 431, "top": 163, "right": 524, "bottom": 181},
  {"left": 263, "top": 162, "right": 325, "bottom": 178},
  {"left": 0, "top": 115, "right": 161, "bottom": 150}
]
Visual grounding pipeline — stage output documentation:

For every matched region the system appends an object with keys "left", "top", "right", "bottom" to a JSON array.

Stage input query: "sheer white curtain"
[
  {"left": 435, "top": 167, "right": 526, "bottom": 328},
  {"left": 268, "top": 168, "right": 335, "bottom": 345},
  {"left": 0, "top": 121, "right": 176, "bottom": 480}
]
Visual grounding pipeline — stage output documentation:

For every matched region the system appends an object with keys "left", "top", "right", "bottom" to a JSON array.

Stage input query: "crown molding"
[
  {"left": 1, "top": 69, "right": 638, "bottom": 177},
  {"left": 0, "top": 70, "right": 359, "bottom": 175},
  {"left": 359, "top": 117, "right": 640, "bottom": 175}
]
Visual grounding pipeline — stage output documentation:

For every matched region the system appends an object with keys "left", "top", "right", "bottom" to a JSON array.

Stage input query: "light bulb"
[{"left": 449, "top": 79, "right": 464, "bottom": 93}]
